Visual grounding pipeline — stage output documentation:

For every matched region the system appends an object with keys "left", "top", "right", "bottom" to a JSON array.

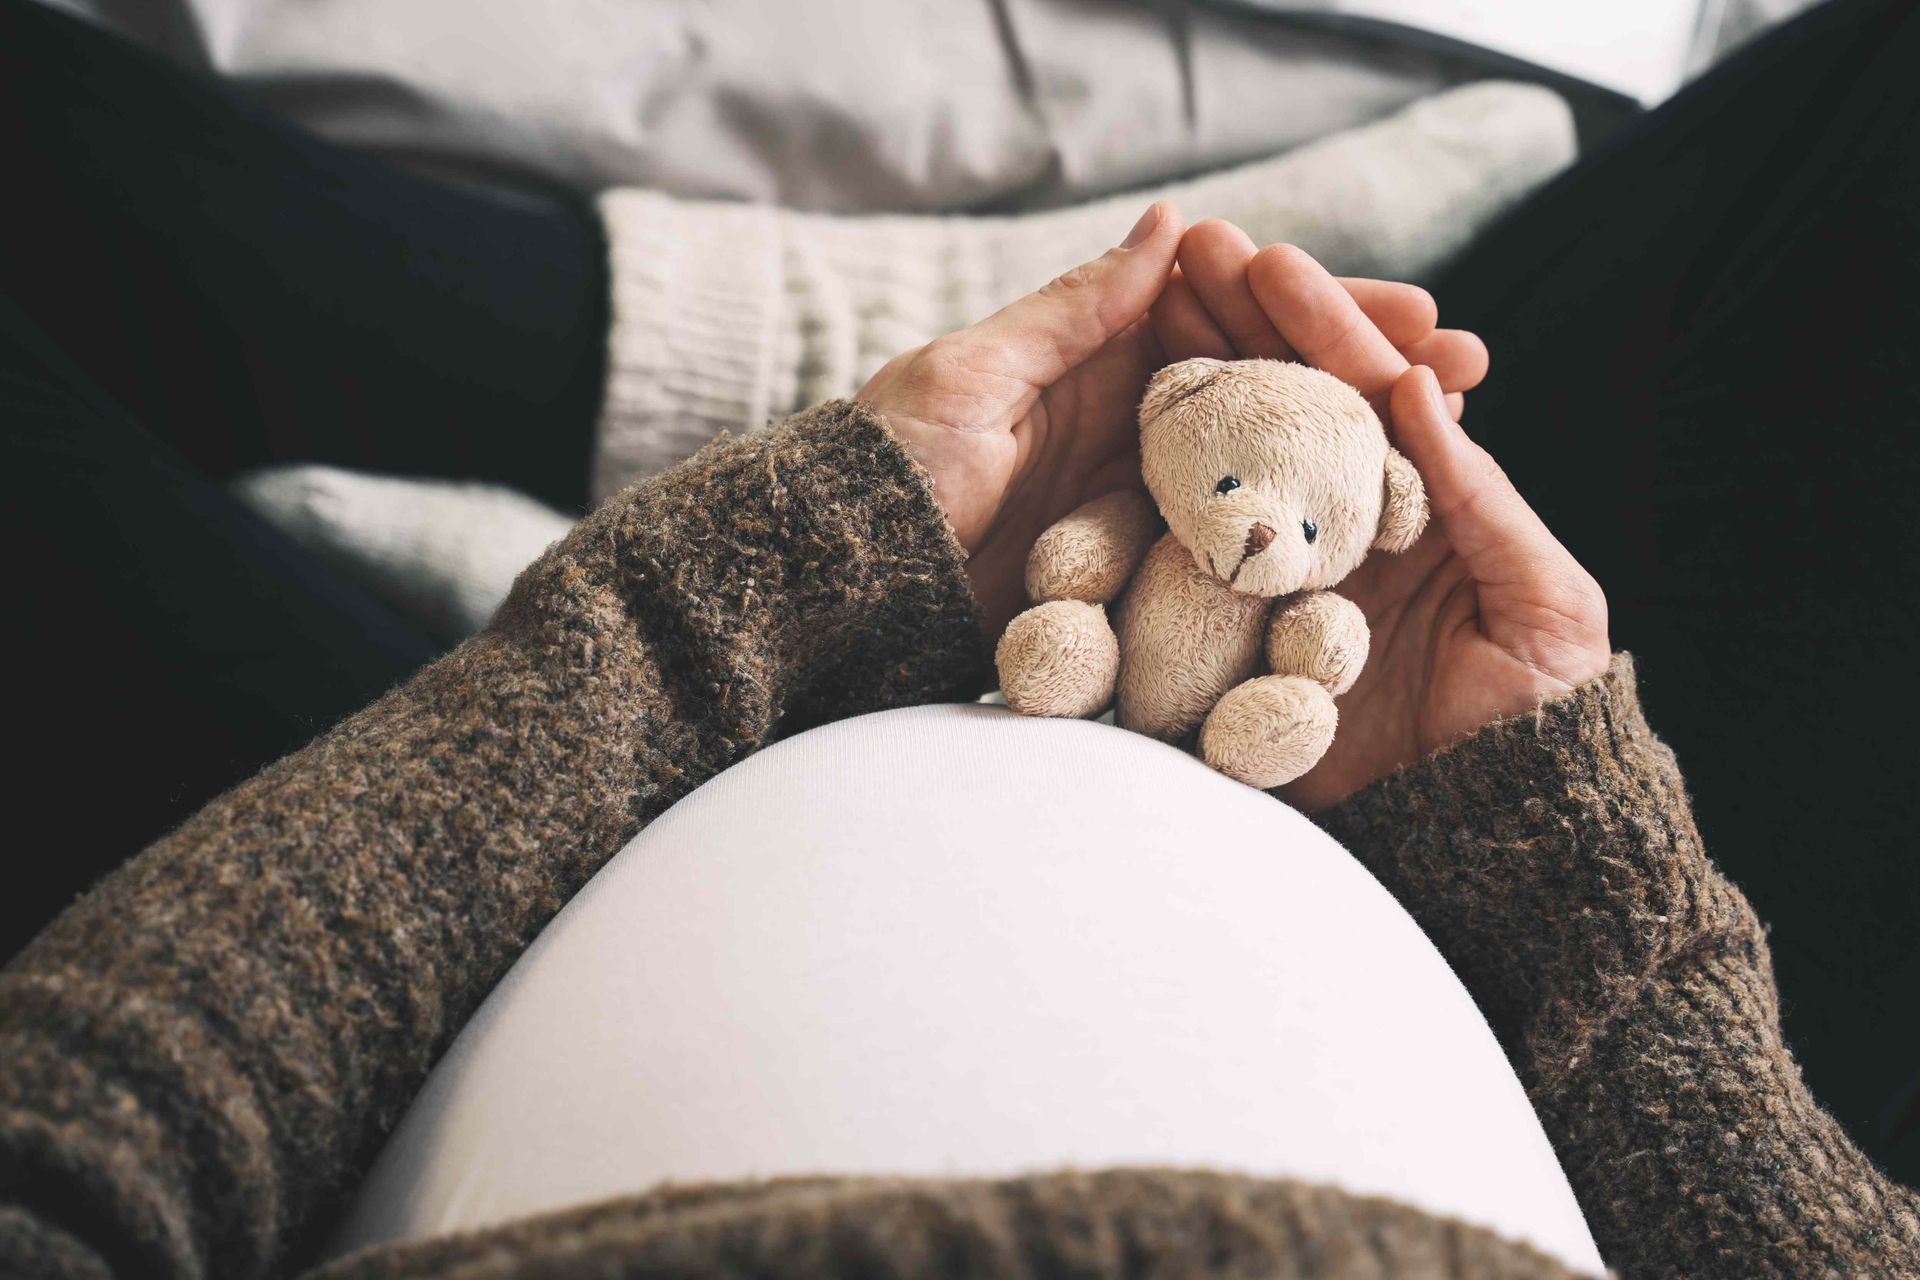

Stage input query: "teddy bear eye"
[
  {"left": 1214, "top": 476, "right": 1240, "bottom": 496},
  {"left": 1301, "top": 519, "right": 1319, "bottom": 544}
]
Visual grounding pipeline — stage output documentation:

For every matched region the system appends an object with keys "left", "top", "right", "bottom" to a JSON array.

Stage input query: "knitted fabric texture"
[
  {"left": 590, "top": 80, "right": 1575, "bottom": 499},
  {"left": 1315, "top": 654, "right": 1920, "bottom": 1277},
  {"left": 5, "top": 406, "right": 1917, "bottom": 1279},
  {"left": 306, "top": 1170, "right": 1586, "bottom": 1280},
  {"left": 0, "top": 401, "right": 989, "bottom": 1280}
]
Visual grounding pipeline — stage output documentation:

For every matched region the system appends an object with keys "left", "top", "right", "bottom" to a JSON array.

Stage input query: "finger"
[
  {"left": 1337, "top": 278, "right": 1437, "bottom": 348},
  {"left": 1399, "top": 329, "right": 1489, "bottom": 394},
  {"left": 955, "top": 202, "right": 1185, "bottom": 387},
  {"left": 1390, "top": 366, "right": 1565, "bottom": 584},
  {"left": 1395, "top": 367, "right": 1610, "bottom": 689},
  {"left": 1177, "top": 223, "right": 1449, "bottom": 367},
  {"left": 1176, "top": 219, "right": 1296, "bottom": 359},
  {"left": 1148, "top": 267, "right": 1237, "bottom": 361},
  {"left": 1447, "top": 392, "right": 1466, "bottom": 421},
  {"left": 1247, "top": 243, "right": 1408, "bottom": 402}
]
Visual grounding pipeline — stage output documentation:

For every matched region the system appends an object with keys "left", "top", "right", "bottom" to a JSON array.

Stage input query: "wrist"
[
  {"left": 1315, "top": 655, "right": 1715, "bottom": 1056},
  {"left": 516, "top": 399, "right": 992, "bottom": 724}
]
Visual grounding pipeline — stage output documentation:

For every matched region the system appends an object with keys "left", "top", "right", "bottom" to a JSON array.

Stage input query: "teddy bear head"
[{"left": 1138, "top": 357, "right": 1429, "bottom": 598}]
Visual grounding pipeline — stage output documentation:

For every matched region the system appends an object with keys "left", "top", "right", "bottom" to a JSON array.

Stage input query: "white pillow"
[{"left": 61, "top": 0, "right": 1476, "bottom": 210}]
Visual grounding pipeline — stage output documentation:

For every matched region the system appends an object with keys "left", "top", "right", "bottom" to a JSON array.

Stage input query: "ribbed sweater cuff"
[
  {"left": 305, "top": 1169, "right": 1591, "bottom": 1280},
  {"left": 0, "top": 399, "right": 991, "bottom": 1280},
  {"left": 522, "top": 396, "right": 993, "bottom": 737},
  {"left": 1313, "top": 654, "right": 1746, "bottom": 1072},
  {"left": 592, "top": 190, "right": 788, "bottom": 504}
]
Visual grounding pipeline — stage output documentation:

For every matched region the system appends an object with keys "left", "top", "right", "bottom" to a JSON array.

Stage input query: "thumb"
[
  {"left": 951, "top": 202, "right": 1184, "bottom": 389},
  {"left": 1391, "top": 364, "right": 1611, "bottom": 684},
  {"left": 1389, "top": 365, "right": 1567, "bottom": 586}
]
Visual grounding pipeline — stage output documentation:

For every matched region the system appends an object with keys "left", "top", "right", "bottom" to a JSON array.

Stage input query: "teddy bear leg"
[
  {"left": 1199, "top": 675, "right": 1337, "bottom": 789},
  {"left": 995, "top": 600, "right": 1120, "bottom": 718}
]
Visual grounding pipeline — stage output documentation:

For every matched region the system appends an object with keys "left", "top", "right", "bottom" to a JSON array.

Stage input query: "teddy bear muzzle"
[{"left": 1220, "top": 518, "right": 1308, "bottom": 597}]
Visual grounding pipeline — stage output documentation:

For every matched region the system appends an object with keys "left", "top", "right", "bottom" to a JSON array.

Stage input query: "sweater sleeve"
[
  {"left": 0, "top": 401, "right": 991, "bottom": 1280},
  {"left": 1314, "top": 653, "right": 1920, "bottom": 1278}
]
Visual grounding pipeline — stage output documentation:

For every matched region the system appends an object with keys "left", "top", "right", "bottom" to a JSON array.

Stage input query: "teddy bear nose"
[{"left": 1244, "top": 522, "right": 1278, "bottom": 557}]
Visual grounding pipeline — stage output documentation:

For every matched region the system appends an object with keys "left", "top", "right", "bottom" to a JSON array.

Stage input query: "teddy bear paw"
[
  {"left": 996, "top": 600, "right": 1120, "bottom": 718},
  {"left": 1200, "top": 675, "right": 1337, "bottom": 789}
]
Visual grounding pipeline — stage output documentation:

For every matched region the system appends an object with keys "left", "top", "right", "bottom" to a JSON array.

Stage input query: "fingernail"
[
  {"left": 1416, "top": 364, "right": 1447, "bottom": 416},
  {"left": 1121, "top": 203, "right": 1162, "bottom": 249}
]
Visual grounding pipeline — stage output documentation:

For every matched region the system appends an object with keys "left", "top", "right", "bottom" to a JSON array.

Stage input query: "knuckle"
[
  {"left": 1041, "top": 258, "right": 1104, "bottom": 298},
  {"left": 1317, "top": 306, "right": 1367, "bottom": 355},
  {"left": 1575, "top": 574, "right": 1610, "bottom": 624},
  {"left": 904, "top": 339, "right": 969, "bottom": 391},
  {"left": 1540, "top": 559, "right": 1608, "bottom": 629},
  {"left": 1471, "top": 444, "right": 1512, "bottom": 492},
  {"left": 1445, "top": 446, "right": 1512, "bottom": 521},
  {"left": 917, "top": 335, "right": 970, "bottom": 373}
]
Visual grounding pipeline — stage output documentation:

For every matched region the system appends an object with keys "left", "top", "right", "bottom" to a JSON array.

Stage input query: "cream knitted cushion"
[
  {"left": 592, "top": 81, "right": 1573, "bottom": 500},
  {"left": 235, "top": 81, "right": 1575, "bottom": 641}
]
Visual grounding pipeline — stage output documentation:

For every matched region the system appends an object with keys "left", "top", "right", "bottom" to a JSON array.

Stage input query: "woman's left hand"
[
  {"left": 1150, "top": 224, "right": 1611, "bottom": 810},
  {"left": 860, "top": 206, "right": 1488, "bottom": 635}
]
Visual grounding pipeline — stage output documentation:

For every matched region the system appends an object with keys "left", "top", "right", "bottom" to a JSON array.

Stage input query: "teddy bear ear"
[
  {"left": 1138, "top": 357, "right": 1229, "bottom": 429},
  {"left": 1375, "top": 447, "right": 1429, "bottom": 553}
]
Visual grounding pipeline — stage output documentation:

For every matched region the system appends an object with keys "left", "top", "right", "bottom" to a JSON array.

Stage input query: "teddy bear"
[{"left": 994, "top": 356, "right": 1429, "bottom": 788}]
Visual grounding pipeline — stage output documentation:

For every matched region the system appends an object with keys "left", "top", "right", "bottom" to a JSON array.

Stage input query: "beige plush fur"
[
  {"left": 1112, "top": 534, "right": 1271, "bottom": 739},
  {"left": 1023, "top": 489, "right": 1163, "bottom": 605},
  {"left": 995, "top": 600, "right": 1122, "bottom": 719},
  {"left": 997, "top": 358, "right": 1428, "bottom": 788},
  {"left": 1266, "top": 590, "right": 1369, "bottom": 696}
]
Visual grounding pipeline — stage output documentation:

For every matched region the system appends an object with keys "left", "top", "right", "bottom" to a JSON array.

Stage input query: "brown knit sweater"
[{"left": 1, "top": 402, "right": 1914, "bottom": 1280}]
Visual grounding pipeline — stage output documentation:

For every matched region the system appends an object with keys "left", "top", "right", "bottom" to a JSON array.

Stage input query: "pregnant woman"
[
  {"left": 8, "top": 195, "right": 1920, "bottom": 1275},
  {"left": 5, "top": 0, "right": 1919, "bottom": 1276}
]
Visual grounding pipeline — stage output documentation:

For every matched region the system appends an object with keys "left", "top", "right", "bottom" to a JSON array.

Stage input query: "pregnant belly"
[{"left": 327, "top": 703, "right": 1603, "bottom": 1277}]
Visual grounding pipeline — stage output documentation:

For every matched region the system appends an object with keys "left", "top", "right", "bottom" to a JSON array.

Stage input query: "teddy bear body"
[
  {"left": 1115, "top": 530, "right": 1372, "bottom": 744},
  {"left": 1114, "top": 531, "right": 1271, "bottom": 739},
  {"left": 995, "top": 357, "right": 1428, "bottom": 789}
]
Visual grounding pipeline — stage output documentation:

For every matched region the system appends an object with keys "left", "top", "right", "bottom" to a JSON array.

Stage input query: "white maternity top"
[{"left": 329, "top": 703, "right": 1604, "bottom": 1277}]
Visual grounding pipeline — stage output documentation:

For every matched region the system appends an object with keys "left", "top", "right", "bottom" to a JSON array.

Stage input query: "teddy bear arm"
[
  {"left": 1266, "top": 590, "right": 1370, "bottom": 697},
  {"left": 1024, "top": 489, "right": 1162, "bottom": 605}
]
